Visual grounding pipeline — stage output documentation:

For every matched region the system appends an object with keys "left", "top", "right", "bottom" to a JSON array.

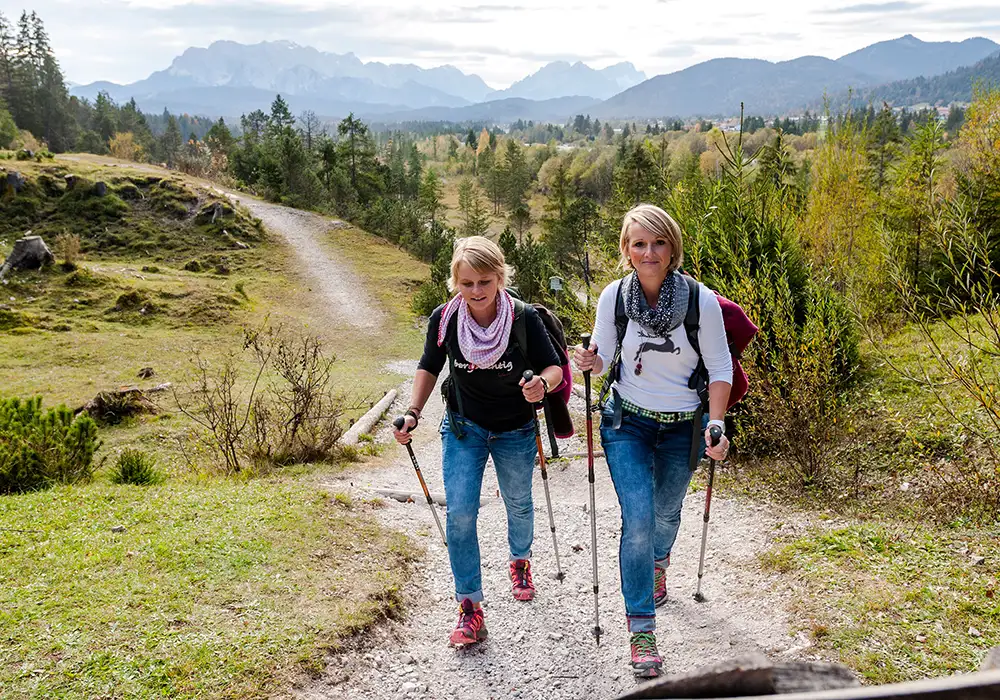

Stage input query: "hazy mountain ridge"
[{"left": 70, "top": 34, "right": 1000, "bottom": 122}]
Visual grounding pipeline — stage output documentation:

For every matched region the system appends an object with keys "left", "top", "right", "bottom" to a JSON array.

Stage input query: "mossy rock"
[
  {"left": 115, "top": 182, "right": 143, "bottom": 201},
  {"left": 183, "top": 260, "right": 203, "bottom": 273},
  {"left": 0, "top": 309, "right": 38, "bottom": 332},
  {"left": 64, "top": 268, "right": 107, "bottom": 288},
  {"left": 114, "top": 290, "right": 148, "bottom": 311}
]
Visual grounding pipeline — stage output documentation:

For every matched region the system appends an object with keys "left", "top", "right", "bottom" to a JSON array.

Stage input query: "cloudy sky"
[{"left": 17, "top": 0, "right": 1000, "bottom": 87}]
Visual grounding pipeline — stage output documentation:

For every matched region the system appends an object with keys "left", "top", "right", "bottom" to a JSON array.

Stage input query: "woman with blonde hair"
[
  {"left": 394, "top": 235, "right": 563, "bottom": 645},
  {"left": 573, "top": 204, "right": 732, "bottom": 677}
]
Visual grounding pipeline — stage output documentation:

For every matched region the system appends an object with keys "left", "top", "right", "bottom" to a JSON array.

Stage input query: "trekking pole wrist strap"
[{"left": 405, "top": 408, "right": 421, "bottom": 427}]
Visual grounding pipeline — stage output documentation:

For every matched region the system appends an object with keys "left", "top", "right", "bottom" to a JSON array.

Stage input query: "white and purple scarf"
[{"left": 437, "top": 289, "right": 515, "bottom": 368}]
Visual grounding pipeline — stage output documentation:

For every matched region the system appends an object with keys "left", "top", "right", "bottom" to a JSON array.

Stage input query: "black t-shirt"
[{"left": 418, "top": 303, "right": 562, "bottom": 433}]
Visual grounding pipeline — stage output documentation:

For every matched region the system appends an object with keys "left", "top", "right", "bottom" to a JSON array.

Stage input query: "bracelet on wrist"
[{"left": 539, "top": 375, "right": 550, "bottom": 394}]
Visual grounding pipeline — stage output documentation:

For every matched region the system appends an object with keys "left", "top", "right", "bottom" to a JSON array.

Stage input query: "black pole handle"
[
  {"left": 522, "top": 370, "right": 534, "bottom": 383},
  {"left": 709, "top": 425, "right": 723, "bottom": 447},
  {"left": 393, "top": 416, "right": 414, "bottom": 433},
  {"left": 581, "top": 332, "right": 592, "bottom": 350}
]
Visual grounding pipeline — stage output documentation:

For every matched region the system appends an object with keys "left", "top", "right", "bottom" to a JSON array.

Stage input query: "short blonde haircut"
[
  {"left": 619, "top": 204, "right": 684, "bottom": 273},
  {"left": 448, "top": 235, "right": 513, "bottom": 292}
]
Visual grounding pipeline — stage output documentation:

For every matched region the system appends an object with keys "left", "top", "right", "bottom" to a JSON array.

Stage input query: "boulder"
[
  {"left": 0, "top": 235, "right": 55, "bottom": 280},
  {"left": 93, "top": 181, "right": 107, "bottom": 197},
  {"left": 65, "top": 174, "right": 78, "bottom": 190},
  {"left": 6, "top": 170, "right": 26, "bottom": 193}
]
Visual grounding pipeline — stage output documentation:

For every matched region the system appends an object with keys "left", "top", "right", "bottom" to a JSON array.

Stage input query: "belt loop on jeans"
[{"left": 612, "top": 387, "right": 623, "bottom": 430}]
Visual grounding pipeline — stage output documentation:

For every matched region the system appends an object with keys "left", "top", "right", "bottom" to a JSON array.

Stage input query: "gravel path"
[
  {"left": 223, "top": 193, "right": 384, "bottom": 330},
  {"left": 303, "top": 361, "right": 806, "bottom": 700}
]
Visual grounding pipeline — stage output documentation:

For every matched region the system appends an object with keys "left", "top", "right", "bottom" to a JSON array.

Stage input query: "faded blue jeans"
[
  {"left": 600, "top": 399, "right": 707, "bottom": 632},
  {"left": 440, "top": 413, "right": 537, "bottom": 603}
]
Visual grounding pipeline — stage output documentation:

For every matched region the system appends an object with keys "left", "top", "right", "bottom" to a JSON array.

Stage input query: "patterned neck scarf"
[
  {"left": 437, "top": 289, "right": 515, "bottom": 368},
  {"left": 622, "top": 270, "right": 689, "bottom": 337}
]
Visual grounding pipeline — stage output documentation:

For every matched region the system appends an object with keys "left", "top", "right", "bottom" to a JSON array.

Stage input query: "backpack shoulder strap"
[
  {"left": 599, "top": 280, "right": 629, "bottom": 409},
  {"left": 511, "top": 298, "right": 529, "bottom": 369},
  {"left": 683, "top": 274, "right": 701, "bottom": 358},
  {"left": 614, "top": 280, "right": 628, "bottom": 352},
  {"left": 683, "top": 275, "right": 709, "bottom": 410}
]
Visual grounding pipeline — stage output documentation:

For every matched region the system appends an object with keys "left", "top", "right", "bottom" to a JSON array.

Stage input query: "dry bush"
[
  {"left": 54, "top": 232, "right": 81, "bottom": 269},
  {"left": 175, "top": 325, "right": 359, "bottom": 476}
]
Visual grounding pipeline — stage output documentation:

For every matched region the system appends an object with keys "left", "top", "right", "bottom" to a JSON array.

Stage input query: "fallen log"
[
  {"left": 617, "top": 654, "right": 857, "bottom": 699},
  {"left": 614, "top": 648, "right": 1000, "bottom": 700}
]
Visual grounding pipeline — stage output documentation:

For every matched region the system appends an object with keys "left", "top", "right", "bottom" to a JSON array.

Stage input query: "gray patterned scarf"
[{"left": 621, "top": 271, "right": 689, "bottom": 337}]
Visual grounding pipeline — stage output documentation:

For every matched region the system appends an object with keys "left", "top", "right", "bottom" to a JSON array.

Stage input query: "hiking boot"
[
  {"left": 629, "top": 631, "right": 663, "bottom": 678},
  {"left": 510, "top": 559, "right": 535, "bottom": 601},
  {"left": 653, "top": 555, "right": 670, "bottom": 607},
  {"left": 449, "top": 599, "right": 488, "bottom": 646}
]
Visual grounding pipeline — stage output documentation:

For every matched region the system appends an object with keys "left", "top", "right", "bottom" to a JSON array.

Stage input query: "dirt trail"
[
  {"left": 304, "top": 364, "right": 807, "bottom": 700},
  {"left": 224, "top": 192, "right": 383, "bottom": 330}
]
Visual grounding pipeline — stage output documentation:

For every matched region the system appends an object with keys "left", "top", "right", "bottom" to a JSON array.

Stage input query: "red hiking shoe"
[
  {"left": 630, "top": 631, "right": 663, "bottom": 678},
  {"left": 449, "top": 599, "right": 488, "bottom": 646},
  {"left": 509, "top": 559, "right": 535, "bottom": 601},
  {"left": 653, "top": 554, "right": 670, "bottom": 607}
]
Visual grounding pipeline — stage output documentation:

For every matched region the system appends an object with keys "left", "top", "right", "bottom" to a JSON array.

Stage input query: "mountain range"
[{"left": 71, "top": 35, "right": 1000, "bottom": 123}]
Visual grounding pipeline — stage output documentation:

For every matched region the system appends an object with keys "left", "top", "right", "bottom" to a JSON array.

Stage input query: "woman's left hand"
[
  {"left": 705, "top": 429, "right": 730, "bottom": 461},
  {"left": 519, "top": 375, "right": 545, "bottom": 404}
]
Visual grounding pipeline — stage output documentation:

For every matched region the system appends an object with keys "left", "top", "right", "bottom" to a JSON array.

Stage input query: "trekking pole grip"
[
  {"left": 393, "top": 416, "right": 413, "bottom": 433},
  {"left": 581, "top": 332, "right": 592, "bottom": 351},
  {"left": 522, "top": 370, "right": 533, "bottom": 382},
  {"left": 709, "top": 425, "right": 722, "bottom": 447}
]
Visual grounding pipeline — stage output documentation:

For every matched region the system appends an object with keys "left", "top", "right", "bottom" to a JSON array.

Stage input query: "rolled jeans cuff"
[
  {"left": 655, "top": 554, "right": 671, "bottom": 569},
  {"left": 627, "top": 614, "right": 656, "bottom": 633},
  {"left": 456, "top": 589, "right": 485, "bottom": 604}
]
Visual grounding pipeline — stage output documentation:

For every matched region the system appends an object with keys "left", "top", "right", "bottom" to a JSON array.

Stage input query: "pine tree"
[
  {"left": 868, "top": 103, "right": 901, "bottom": 194},
  {"left": 407, "top": 142, "right": 422, "bottom": 198},
  {"left": 498, "top": 226, "right": 518, "bottom": 264},
  {"left": 160, "top": 114, "right": 182, "bottom": 167},
  {"left": 458, "top": 178, "right": 491, "bottom": 237},
  {"left": 269, "top": 94, "right": 295, "bottom": 131},
  {"left": 418, "top": 168, "right": 444, "bottom": 225},
  {"left": 502, "top": 139, "right": 530, "bottom": 212}
]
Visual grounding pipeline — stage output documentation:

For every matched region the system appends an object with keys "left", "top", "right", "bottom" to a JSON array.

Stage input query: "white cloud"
[{"left": 20, "top": 0, "right": 999, "bottom": 86}]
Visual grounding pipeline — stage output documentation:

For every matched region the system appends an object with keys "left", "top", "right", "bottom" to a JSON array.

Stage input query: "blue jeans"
[
  {"left": 600, "top": 400, "right": 707, "bottom": 632},
  {"left": 440, "top": 413, "right": 537, "bottom": 603}
]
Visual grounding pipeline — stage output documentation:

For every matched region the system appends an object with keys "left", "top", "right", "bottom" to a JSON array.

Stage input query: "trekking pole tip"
[{"left": 694, "top": 591, "right": 707, "bottom": 603}]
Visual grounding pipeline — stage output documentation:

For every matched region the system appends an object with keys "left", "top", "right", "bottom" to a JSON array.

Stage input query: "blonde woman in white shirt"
[{"left": 572, "top": 204, "right": 732, "bottom": 678}]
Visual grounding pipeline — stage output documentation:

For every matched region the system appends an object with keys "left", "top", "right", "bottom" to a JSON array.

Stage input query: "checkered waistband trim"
[{"left": 620, "top": 397, "right": 697, "bottom": 425}]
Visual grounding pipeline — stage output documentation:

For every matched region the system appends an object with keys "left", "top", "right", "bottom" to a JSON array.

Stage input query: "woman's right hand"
[
  {"left": 573, "top": 342, "right": 599, "bottom": 372},
  {"left": 393, "top": 414, "right": 417, "bottom": 445}
]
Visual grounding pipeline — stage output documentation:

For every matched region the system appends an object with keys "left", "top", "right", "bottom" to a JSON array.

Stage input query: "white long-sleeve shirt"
[{"left": 590, "top": 278, "right": 733, "bottom": 412}]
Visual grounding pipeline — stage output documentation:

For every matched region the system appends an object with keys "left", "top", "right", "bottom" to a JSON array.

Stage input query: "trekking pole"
[
  {"left": 694, "top": 425, "right": 723, "bottom": 603},
  {"left": 393, "top": 416, "right": 447, "bottom": 547},
  {"left": 581, "top": 333, "right": 603, "bottom": 646},
  {"left": 523, "top": 370, "right": 564, "bottom": 583}
]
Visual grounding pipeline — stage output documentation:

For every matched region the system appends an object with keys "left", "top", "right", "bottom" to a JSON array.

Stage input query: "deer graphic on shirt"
[{"left": 633, "top": 329, "right": 681, "bottom": 362}]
